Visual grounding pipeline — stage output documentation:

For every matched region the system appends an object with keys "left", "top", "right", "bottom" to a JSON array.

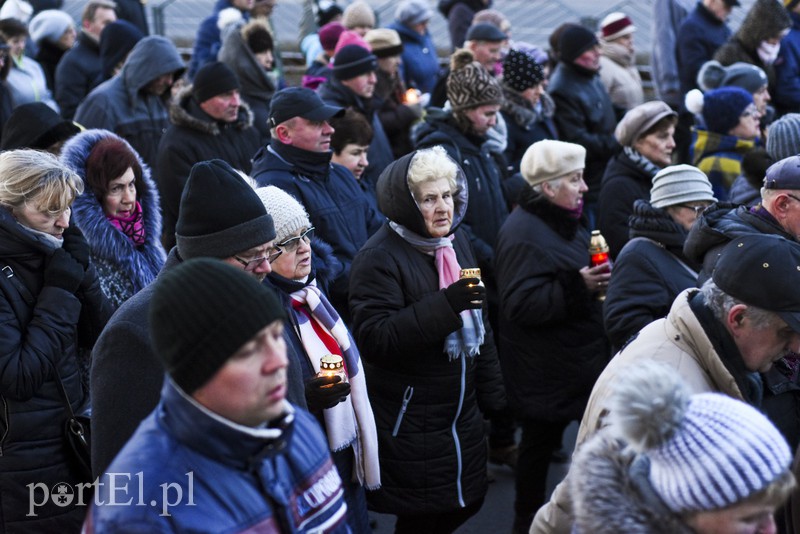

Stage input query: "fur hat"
[
  {"left": 520, "top": 140, "right": 586, "bottom": 186},
  {"left": 342, "top": 0, "right": 375, "bottom": 29},
  {"left": 318, "top": 21, "right": 345, "bottom": 52},
  {"left": 332, "top": 43, "right": 377, "bottom": 80},
  {"left": 316, "top": 0, "right": 343, "bottom": 27},
  {"left": 502, "top": 48, "right": 544, "bottom": 93},
  {"left": 242, "top": 19, "right": 273, "bottom": 54},
  {"left": 175, "top": 160, "right": 275, "bottom": 260},
  {"left": 610, "top": 361, "right": 791, "bottom": 514},
  {"left": 650, "top": 164, "right": 716, "bottom": 208},
  {"left": 149, "top": 259, "right": 285, "bottom": 395},
  {"left": 29, "top": 9, "right": 73, "bottom": 45},
  {"left": 614, "top": 101, "right": 677, "bottom": 147},
  {"left": 255, "top": 186, "right": 312, "bottom": 244},
  {"left": 559, "top": 25, "right": 598, "bottom": 63},
  {"left": 446, "top": 49, "right": 504, "bottom": 112},
  {"left": 766, "top": 113, "right": 800, "bottom": 161},
  {"left": 697, "top": 60, "right": 768, "bottom": 94},
  {"left": 395, "top": 0, "right": 432, "bottom": 27},
  {"left": 193, "top": 61, "right": 240, "bottom": 103},
  {"left": 599, "top": 12, "right": 635, "bottom": 42},
  {"left": 701, "top": 86, "right": 754, "bottom": 135},
  {"left": 365, "top": 28, "right": 403, "bottom": 58}
]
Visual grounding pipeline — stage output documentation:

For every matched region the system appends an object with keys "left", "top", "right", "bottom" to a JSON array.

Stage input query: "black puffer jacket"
[
  {"left": 548, "top": 61, "right": 619, "bottom": 205},
  {"left": 501, "top": 86, "right": 558, "bottom": 175},
  {"left": 415, "top": 108, "right": 509, "bottom": 273},
  {"left": 348, "top": 151, "right": 506, "bottom": 515},
  {"left": 0, "top": 207, "right": 110, "bottom": 532},
  {"left": 155, "top": 85, "right": 261, "bottom": 249},
  {"left": 494, "top": 191, "right": 609, "bottom": 422},
  {"left": 603, "top": 200, "right": 698, "bottom": 351}
]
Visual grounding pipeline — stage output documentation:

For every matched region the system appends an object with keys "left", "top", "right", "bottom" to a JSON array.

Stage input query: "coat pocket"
[{"left": 391, "top": 386, "right": 414, "bottom": 437}]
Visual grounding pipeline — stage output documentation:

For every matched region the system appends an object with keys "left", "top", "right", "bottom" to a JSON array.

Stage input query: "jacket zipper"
[
  {"left": 0, "top": 395, "right": 8, "bottom": 456},
  {"left": 452, "top": 356, "right": 466, "bottom": 507},
  {"left": 391, "top": 386, "right": 414, "bottom": 437}
]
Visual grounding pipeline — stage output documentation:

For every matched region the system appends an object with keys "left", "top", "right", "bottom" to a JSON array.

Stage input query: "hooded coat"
[
  {"left": 0, "top": 206, "right": 110, "bottom": 532},
  {"left": 714, "top": 0, "right": 792, "bottom": 92},
  {"left": 60, "top": 129, "right": 167, "bottom": 309},
  {"left": 348, "top": 150, "right": 506, "bottom": 515},
  {"left": 155, "top": 84, "right": 260, "bottom": 250},
  {"left": 74, "top": 36, "right": 185, "bottom": 171},
  {"left": 603, "top": 200, "right": 698, "bottom": 351}
]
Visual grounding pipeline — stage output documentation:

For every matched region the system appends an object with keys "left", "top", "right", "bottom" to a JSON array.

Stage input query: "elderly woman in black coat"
[
  {"left": 597, "top": 100, "right": 678, "bottom": 259},
  {"left": 349, "top": 145, "right": 506, "bottom": 533},
  {"left": 494, "top": 139, "right": 611, "bottom": 534},
  {"left": 0, "top": 149, "right": 111, "bottom": 532},
  {"left": 603, "top": 165, "right": 716, "bottom": 351}
]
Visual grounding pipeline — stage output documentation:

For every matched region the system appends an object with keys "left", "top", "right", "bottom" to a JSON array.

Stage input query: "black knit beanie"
[
  {"left": 175, "top": 159, "right": 275, "bottom": 260},
  {"left": 558, "top": 25, "right": 598, "bottom": 64},
  {"left": 333, "top": 44, "right": 378, "bottom": 80},
  {"left": 244, "top": 22, "right": 273, "bottom": 54},
  {"left": 149, "top": 258, "right": 286, "bottom": 394},
  {"left": 193, "top": 61, "right": 241, "bottom": 103}
]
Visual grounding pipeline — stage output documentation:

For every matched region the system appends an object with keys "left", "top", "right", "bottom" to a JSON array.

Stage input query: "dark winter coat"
[
  {"left": 217, "top": 22, "right": 275, "bottom": 142},
  {"left": 0, "top": 207, "right": 110, "bottom": 532},
  {"left": 548, "top": 61, "right": 619, "bottom": 205},
  {"left": 494, "top": 191, "right": 609, "bottom": 422},
  {"left": 34, "top": 40, "right": 64, "bottom": 92},
  {"left": 677, "top": 2, "right": 731, "bottom": 96},
  {"left": 597, "top": 150, "right": 659, "bottom": 259},
  {"left": 317, "top": 77, "right": 394, "bottom": 189},
  {"left": 155, "top": 85, "right": 261, "bottom": 250},
  {"left": 55, "top": 32, "right": 102, "bottom": 120},
  {"left": 571, "top": 433, "right": 694, "bottom": 534},
  {"left": 501, "top": 86, "right": 558, "bottom": 175},
  {"left": 348, "top": 150, "right": 506, "bottom": 514},
  {"left": 414, "top": 108, "right": 509, "bottom": 273},
  {"left": 188, "top": 0, "right": 249, "bottom": 79},
  {"left": 373, "top": 68, "right": 419, "bottom": 159},
  {"left": 250, "top": 141, "right": 384, "bottom": 315},
  {"left": 60, "top": 129, "right": 166, "bottom": 309},
  {"left": 388, "top": 21, "right": 440, "bottom": 94},
  {"left": 437, "top": 0, "right": 488, "bottom": 51},
  {"left": 775, "top": 11, "right": 800, "bottom": 114},
  {"left": 114, "top": 0, "right": 149, "bottom": 36},
  {"left": 74, "top": 36, "right": 185, "bottom": 171},
  {"left": 713, "top": 0, "right": 791, "bottom": 93},
  {"left": 603, "top": 200, "right": 698, "bottom": 351}
]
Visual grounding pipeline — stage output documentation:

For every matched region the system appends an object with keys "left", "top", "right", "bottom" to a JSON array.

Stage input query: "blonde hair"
[
  {"left": 0, "top": 149, "right": 83, "bottom": 215},
  {"left": 407, "top": 146, "right": 458, "bottom": 199}
]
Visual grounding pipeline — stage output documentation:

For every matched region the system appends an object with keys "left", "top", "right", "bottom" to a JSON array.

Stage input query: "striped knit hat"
[
  {"left": 611, "top": 362, "right": 792, "bottom": 514},
  {"left": 446, "top": 49, "right": 503, "bottom": 112}
]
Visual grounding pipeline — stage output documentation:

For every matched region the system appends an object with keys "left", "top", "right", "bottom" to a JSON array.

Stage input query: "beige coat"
[
  {"left": 599, "top": 41, "right": 644, "bottom": 112},
  {"left": 530, "top": 289, "right": 745, "bottom": 533}
]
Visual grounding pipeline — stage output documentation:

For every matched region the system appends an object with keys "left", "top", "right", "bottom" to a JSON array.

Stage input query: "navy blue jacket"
[
  {"left": 677, "top": 2, "right": 731, "bottom": 97},
  {"left": 188, "top": 0, "right": 249, "bottom": 79},
  {"left": 775, "top": 11, "right": 800, "bottom": 114},
  {"left": 389, "top": 21, "right": 440, "bottom": 94},
  {"left": 55, "top": 32, "right": 102, "bottom": 120}
]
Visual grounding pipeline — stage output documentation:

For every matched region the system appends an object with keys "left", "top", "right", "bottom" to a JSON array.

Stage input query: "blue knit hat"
[{"left": 702, "top": 86, "right": 754, "bottom": 135}]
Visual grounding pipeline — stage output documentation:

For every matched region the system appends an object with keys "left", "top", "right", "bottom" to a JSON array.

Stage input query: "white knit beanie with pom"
[
  {"left": 610, "top": 362, "right": 792, "bottom": 514},
  {"left": 255, "top": 186, "right": 311, "bottom": 244}
]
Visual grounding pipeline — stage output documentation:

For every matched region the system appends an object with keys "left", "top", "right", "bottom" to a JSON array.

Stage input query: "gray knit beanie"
[
  {"left": 175, "top": 160, "right": 275, "bottom": 260},
  {"left": 610, "top": 361, "right": 792, "bottom": 514},
  {"left": 255, "top": 186, "right": 311, "bottom": 244},
  {"left": 650, "top": 164, "right": 716, "bottom": 208},
  {"left": 766, "top": 113, "right": 800, "bottom": 162},
  {"left": 149, "top": 258, "right": 285, "bottom": 394}
]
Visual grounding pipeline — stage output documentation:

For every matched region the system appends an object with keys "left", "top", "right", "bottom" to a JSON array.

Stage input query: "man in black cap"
[
  {"left": 251, "top": 87, "right": 383, "bottom": 318},
  {"left": 155, "top": 61, "right": 261, "bottom": 250},
  {"left": 90, "top": 259, "right": 349, "bottom": 533},
  {"left": 317, "top": 43, "right": 394, "bottom": 188},
  {"left": 547, "top": 24, "right": 618, "bottom": 225},
  {"left": 534, "top": 233, "right": 800, "bottom": 533},
  {"left": 90, "top": 159, "right": 286, "bottom": 477}
]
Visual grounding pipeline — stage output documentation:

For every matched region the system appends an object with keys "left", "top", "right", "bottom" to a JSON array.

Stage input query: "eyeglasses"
[
  {"left": 740, "top": 105, "right": 760, "bottom": 119},
  {"left": 276, "top": 227, "right": 315, "bottom": 253},
  {"left": 677, "top": 203, "right": 709, "bottom": 215},
  {"left": 234, "top": 248, "right": 283, "bottom": 271},
  {"left": 786, "top": 193, "right": 800, "bottom": 204}
]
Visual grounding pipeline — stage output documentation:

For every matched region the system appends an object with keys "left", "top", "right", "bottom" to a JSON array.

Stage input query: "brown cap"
[{"left": 614, "top": 100, "right": 677, "bottom": 147}]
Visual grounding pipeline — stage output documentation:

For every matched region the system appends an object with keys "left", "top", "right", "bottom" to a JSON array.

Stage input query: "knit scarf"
[
  {"left": 289, "top": 280, "right": 381, "bottom": 489},
  {"left": 623, "top": 146, "right": 662, "bottom": 178},
  {"left": 389, "top": 222, "right": 485, "bottom": 359},
  {"left": 105, "top": 201, "right": 146, "bottom": 245}
]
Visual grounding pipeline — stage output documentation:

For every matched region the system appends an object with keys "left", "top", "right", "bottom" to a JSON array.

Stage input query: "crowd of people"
[{"left": 4, "top": 0, "right": 800, "bottom": 533}]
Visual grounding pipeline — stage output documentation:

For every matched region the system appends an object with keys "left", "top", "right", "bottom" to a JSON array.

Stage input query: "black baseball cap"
[
  {"left": 712, "top": 234, "right": 800, "bottom": 332},
  {"left": 267, "top": 87, "right": 344, "bottom": 128},
  {"left": 764, "top": 155, "right": 800, "bottom": 190}
]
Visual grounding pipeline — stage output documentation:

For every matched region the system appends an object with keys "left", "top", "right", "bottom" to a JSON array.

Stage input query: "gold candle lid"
[
  {"left": 460, "top": 268, "right": 481, "bottom": 279},
  {"left": 320, "top": 354, "right": 344, "bottom": 370}
]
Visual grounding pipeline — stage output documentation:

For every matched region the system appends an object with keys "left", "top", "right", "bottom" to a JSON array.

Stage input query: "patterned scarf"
[
  {"left": 105, "top": 201, "right": 146, "bottom": 245},
  {"left": 390, "top": 222, "right": 485, "bottom": 360},
  {"left": 289, "top": 280, "right": 381, "bottom": 489},
  {"left": 623, "top": 146, "right": 662, "bottom": 179}
]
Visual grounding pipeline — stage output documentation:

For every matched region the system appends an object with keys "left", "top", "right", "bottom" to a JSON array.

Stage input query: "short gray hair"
[{"left": 700, "top": 279, "right": 781, "bottom": 330}]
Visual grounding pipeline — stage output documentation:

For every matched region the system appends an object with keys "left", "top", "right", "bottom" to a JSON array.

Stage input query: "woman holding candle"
[
  {"left": 493, "top": 139, "right": 610, "bottom": 533},
  {"left": 255, "top": 185, "right": 378, "bottom": 534},
  {"left": 349, "top": 145, "right": 506, "bottom": 533}
]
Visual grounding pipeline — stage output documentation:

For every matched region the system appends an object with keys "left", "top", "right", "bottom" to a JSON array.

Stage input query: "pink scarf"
[
  {"left": 106, "top": 201, "right": 146, "bottom": 245},
  {"left": 435, "top": 240, "right": 484, "bottom": 359}
]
